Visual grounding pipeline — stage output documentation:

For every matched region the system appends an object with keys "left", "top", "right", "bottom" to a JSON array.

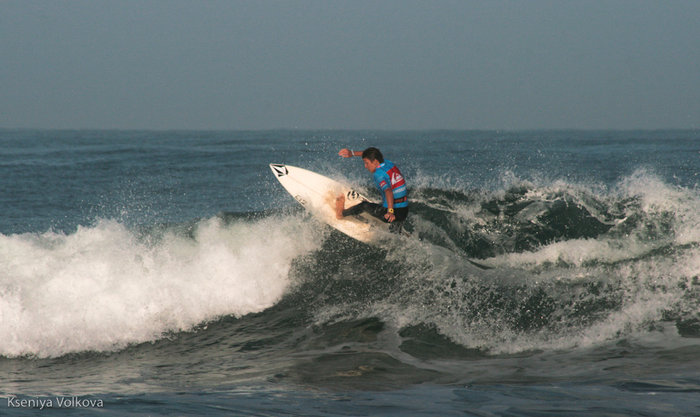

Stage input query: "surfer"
[{"left": 335, "top": 147, "right": 408, "bottom": 232}]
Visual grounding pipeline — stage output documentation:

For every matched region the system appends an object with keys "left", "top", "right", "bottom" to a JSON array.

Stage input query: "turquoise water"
[{"left": 1, "top": 130, "right": 699, "bottom": 415}]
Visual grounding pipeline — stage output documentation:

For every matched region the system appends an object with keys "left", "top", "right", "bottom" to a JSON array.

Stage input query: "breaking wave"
[
  {"left": 1, "top": 170, "right": 698, "bottom": 359},
  {"left": 0, "top": 214, "right": 322, "bottom": 358}
]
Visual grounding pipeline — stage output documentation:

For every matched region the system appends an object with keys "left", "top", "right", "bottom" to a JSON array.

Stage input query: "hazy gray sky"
[{"left": 1, "top": 1, "right": 699, "bottom": 130}]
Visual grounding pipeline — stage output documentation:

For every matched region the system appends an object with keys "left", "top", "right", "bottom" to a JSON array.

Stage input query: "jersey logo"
[{"left": 388, "top": 166, "right": 405, "bottom": 188}]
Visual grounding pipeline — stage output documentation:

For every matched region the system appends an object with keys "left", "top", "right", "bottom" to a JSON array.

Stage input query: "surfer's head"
[
  {"left": 362, "top": 147, "right": 384, "bottom": 163},
  {"left": 362, "top": 147, "right": 383, "bottom": 173}
]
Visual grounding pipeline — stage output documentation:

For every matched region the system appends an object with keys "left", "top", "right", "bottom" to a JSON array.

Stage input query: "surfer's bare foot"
[{"left": 335, "top": 195, "right": 345, "bottom": 219}]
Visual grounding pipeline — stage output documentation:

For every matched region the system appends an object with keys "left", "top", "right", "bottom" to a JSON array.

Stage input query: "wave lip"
[{"left": 0, "top": 215, "right": 321, "bottom": 358}]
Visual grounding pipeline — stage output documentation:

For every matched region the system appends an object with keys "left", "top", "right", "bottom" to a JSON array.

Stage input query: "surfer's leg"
[
  {"left": 335, "top": 195, "right": 346, "bottom": 219},
  {"left": 337, "top": 196, "right": 379, "bottom": 219},
  {"left": 388, "top": 207, "right": 409, "bottom": 234},
  {"left": 394, "top": 206, "right": 409, "bottom": 222},
  {"left": 389, "top": 221, "right": 404, "bottom": 234},
  {"left": 341, "top": 201, "right": 385, "bottom": 220}
]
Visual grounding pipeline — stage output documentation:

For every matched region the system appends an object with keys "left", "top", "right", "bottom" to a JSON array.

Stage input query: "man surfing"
[{"left": 335, "top": 147, "right": 408, "bottom": 233}]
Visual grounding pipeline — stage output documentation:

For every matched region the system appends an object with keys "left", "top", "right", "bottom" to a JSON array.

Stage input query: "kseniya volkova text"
[{"left": 7, "top": 396, "right": 104, "bottom": 410}]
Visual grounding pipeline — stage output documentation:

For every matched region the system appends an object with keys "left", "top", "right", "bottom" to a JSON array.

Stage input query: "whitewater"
[{"left": 0, "top": 215, "right": 321, "bottom": 357}]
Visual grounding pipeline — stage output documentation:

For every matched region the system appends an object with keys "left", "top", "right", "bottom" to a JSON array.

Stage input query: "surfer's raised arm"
[{"left": 338, "top": 148, "right": 360, "bottom": 158}]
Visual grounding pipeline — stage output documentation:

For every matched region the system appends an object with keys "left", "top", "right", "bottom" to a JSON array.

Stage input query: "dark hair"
[{"left": 361, "top": 147, "right": 384, "bottom": 163}]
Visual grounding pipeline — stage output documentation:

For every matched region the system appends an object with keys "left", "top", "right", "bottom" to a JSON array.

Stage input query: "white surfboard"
[
  {"left": 268, "top": 164, "right": 495, "bottom": 269},
  {"left": 269, "top": 164, "right": 388, "bottom": 243}
]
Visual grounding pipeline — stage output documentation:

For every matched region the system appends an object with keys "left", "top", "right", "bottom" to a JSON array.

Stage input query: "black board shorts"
[{"left": 342, "top": 201, "right": 408, "bottom": 233}]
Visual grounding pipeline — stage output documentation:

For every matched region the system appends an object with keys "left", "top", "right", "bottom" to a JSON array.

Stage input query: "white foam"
[
  {"left": 619, "top": 170, "right": 700, "bottom": 246},
  {"left": 0, "top": 215, "right": 322, "bottom": 358},
  {"left": 484, "top": 169, "right": 700, "bottom": 270},
  {"left": 363, "top": 247, "right": 698, "bottom": 355},
  {"left": 314, "top": 170, "right": 700, "bottom": 354}
]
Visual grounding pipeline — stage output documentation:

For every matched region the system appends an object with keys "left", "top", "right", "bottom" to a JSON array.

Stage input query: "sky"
[{"left": 1, "top": 0, "right": 699, "bottom": 130}]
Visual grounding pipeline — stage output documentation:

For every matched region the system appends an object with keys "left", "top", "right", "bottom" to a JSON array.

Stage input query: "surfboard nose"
[{"left": 270, "top": 164, "right": 288, "bottom": 177}]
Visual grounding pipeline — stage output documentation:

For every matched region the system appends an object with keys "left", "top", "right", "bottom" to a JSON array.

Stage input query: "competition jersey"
[{"left": 373, "top": 160, "right": 408, "bottom": 208}]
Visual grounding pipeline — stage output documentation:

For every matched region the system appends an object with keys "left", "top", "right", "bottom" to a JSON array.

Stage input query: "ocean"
[{"left": 1, "top": 129, "right": 699, "bottom": 416}]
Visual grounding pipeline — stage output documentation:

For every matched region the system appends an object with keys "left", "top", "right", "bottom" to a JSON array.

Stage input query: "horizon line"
[{"left": 1, "top": 126, "right": 697, "bottom": 133}]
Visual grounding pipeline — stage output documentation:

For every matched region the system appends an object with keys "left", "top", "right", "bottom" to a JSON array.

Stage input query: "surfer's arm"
[
  {"left": 383, "top": 188, "right": 396, "bottom": 222},
  {"left": 338, "top": 148, "right": 360, "bottom": 158}
]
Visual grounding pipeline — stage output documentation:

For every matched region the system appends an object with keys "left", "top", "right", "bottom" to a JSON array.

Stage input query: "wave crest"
[{"left": 0, "top": 215, "right": 322, "bottom": 358}]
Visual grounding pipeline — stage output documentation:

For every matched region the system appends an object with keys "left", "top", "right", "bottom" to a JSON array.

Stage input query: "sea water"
[{"left": 1, "top": 129, "right": 699, "bottom": 416}]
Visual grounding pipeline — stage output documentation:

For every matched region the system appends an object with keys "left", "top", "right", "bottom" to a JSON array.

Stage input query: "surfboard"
[
  {"left": 268, "top": 163, "right": 494, "bottom": 269},
  {"left": 269, "top": 164, "right": 389, "bottom": 243}
]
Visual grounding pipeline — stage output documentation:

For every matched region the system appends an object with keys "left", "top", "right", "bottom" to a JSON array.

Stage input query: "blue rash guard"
[{"left": 373, "top": 160, "right": 408, "bottom": 208}]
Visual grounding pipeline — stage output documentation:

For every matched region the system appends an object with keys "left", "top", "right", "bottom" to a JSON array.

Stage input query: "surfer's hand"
[
  {"left": 338, "top": 148, "right": 353, "bottom": 158},
  {"left": 384, "top": 212, "right": 395, "bottom": 222}
]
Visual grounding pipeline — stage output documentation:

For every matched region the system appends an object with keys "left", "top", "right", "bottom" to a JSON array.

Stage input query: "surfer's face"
[{"left": 363, "top": 158, "right": 380, "bottom": 173}]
